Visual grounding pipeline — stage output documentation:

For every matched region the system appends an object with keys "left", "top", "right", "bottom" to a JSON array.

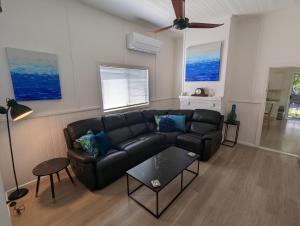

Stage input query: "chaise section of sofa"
[
  {"left": 176, "top": 109, "right": 224, "bottom": 161},
  {"left": 63, "top": 118, "right": 128, "bottom": 190}
]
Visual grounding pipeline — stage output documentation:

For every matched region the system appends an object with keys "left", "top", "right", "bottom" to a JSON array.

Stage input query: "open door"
[{"left": 287, "top": 74, "right": 300, "bottom": 119}]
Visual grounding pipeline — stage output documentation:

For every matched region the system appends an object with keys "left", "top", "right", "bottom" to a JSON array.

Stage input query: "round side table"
[{"left": 32, "top": 158, "right": 75, "bottom": 199}]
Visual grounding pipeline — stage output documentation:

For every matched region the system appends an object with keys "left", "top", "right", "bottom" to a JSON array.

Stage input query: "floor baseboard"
[
  {"left": 237, "top": 140, "right": 300, "bottom": 158},
  {"left": 5, "top": 165, "right": 72, "bottom": 196}
]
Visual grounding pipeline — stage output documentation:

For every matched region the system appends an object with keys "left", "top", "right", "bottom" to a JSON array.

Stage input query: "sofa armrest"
[
  {"left": 202, "top": 131, "right": 222, "bottom": 141},
  {"left": 68, "top": 148, "right": 97, "bottom": 163}
]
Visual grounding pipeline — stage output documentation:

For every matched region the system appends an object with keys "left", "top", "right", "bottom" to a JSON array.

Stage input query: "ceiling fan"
[{"left": 152, "top": 0, "right": 223, "bottom": 33}]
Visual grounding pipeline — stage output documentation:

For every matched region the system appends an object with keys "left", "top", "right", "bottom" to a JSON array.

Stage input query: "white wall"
[
  {"left": 225, "top": 6, "right": 300, "bottom": 146},
  {"left": 0, "top": 172, "right": 11, "bottom": 226},
  {"left": 0, "top": 0, "right": 177, "bottom": 190},
  {"left": 254, "top": 6, "right": 300, "bottom": 145},
  {"left": 224, "top": 15, "right": 265, "bottom": 145},
  {"left": 182, "top": 17, "right": 231, "bottom": 97}
]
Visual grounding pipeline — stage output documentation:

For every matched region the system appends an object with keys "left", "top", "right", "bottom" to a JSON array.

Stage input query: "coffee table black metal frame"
[{"left": 126, "top": 150, "right": 199, "bottom": 218}]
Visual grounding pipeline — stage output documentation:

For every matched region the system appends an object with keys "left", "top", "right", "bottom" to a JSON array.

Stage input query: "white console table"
[{"left": 179, "top": 96, "right": 224, "bottom": 114}]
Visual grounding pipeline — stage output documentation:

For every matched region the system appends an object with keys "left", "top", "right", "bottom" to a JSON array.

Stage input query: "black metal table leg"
[
  {"left": 56, "top": 172, "right": 60, "bottom": 182},
  {"left": 235, "top": 124, "right": 240, "bottom": 145},
  {"left": 35, "top": 176, "right": 40, "bottom": 197},
  {"left": 127, "top": 174, "right": 130, "bottom": 195},
  {"left": 65, "top": 167, "right": 74, "bottom": 184},
  {"left": 224, "top": 123, "right": 229, "bottom": 141},
  {"left": 180, "top": 172, "right": 183, "bottom": 191},
  {"left": 49, "top": 174, "right": 55, "bottom": 199},
  {"left": 156, "top": 192, "right": 159, "bottom": 218}
]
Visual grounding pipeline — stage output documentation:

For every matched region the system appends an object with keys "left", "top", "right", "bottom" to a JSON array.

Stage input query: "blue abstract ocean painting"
[
  {"left": 185, "top": 42, "right": 222, "bottom": 81},
  {"left": 6, "top": 48, "right": 62, "bottom": 101}
]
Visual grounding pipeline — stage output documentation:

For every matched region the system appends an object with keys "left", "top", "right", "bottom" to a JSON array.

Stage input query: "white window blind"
[{"left": 100, "top": 65, "right": 149, "bottom": 111}]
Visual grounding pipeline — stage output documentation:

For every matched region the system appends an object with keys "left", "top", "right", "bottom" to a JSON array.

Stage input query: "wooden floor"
[
  {"left": 260, "top": 118, "right": 300, "bottom": 155},
  {"left": 10, "top": 145, "right": 300, "bottom": 226}
]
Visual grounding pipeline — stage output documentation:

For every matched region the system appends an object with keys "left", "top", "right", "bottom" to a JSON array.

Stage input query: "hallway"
[{"left": 260, "top": 118, "right": 300, "bottom": 155}]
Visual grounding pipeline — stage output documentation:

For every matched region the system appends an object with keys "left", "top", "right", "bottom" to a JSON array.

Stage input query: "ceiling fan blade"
[
  {"left": 188, "top": 23, "right": 223, "bottom": 28},
  {"left": 172, "top": 0, "right": 185, "bottom": 19},
  {"left": 151, "top": 25, "right": 173, "bottom": 34}
]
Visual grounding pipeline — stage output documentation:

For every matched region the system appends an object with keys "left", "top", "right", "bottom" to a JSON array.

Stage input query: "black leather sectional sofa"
[{"left": 64, "top": 109, "right": 224, "bottom": 190}]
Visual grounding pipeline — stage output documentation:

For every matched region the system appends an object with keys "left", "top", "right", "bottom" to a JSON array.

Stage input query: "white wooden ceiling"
[{"left": 80, "top": 0, "right": 300, "bottom": 27}]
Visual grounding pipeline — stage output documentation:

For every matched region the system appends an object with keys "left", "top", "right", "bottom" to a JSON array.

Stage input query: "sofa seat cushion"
[
  {"left": 176, "top": 133, "right": 204, "bottom": 155},
  {"left": 96, "top": 150, "right": 128, "bottom": 188},
  {"left": 155, "top": 131, "right": 183, "bottom": 144},
  {"left": 120, "top": 133, "right": 166, "bottom": 167}
]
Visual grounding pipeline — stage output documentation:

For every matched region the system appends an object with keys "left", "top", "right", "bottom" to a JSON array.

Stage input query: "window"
[{"left": 100, "top": 65, "right": 149, "bottom": 112}]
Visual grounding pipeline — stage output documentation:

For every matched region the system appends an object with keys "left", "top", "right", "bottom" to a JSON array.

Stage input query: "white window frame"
[{"left": 99, "top": 63, "right": 150, "bottom": 113}]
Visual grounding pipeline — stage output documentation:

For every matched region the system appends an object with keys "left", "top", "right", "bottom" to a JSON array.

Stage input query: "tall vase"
[{"left": 227, "top": 104, "right": 237, "bottom": 123}]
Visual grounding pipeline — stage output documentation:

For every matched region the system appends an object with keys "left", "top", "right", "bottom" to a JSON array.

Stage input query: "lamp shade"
[{"left": 7, "top": 99, "right": 33, "bottom": 121}]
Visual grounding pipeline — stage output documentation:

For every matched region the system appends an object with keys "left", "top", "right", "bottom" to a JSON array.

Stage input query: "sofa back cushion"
[
  {"left": 142, "top": 110, "right": 168, "bottom": 132},
  {"left": 124, "top": 111, "right": 148, "bottom": 137},
  {"left": 66, "top": 118, "right": 104, "bottom": 143},
  {"left": 102, "top": 114, "right": 133, "bottom": 145},
  {"left": 191, "top": 109, "right": 221, "bottom": 135}
]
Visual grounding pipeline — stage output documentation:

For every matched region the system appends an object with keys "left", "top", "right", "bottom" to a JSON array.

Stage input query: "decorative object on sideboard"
[
  {"left": 227, "top": 104, "right": 237, "bottom": 123},
  {"left": 6, "top": 48, "right": 62, "bottom": 101},
  {"left": 0, "top": 98, "right": 33, "bottom": 201},
  {"left": 191, "top": 88, "right": 208, "bottom": 97},
  {"left": 186, "top": 41, "right": 222, "bottom": 82}
]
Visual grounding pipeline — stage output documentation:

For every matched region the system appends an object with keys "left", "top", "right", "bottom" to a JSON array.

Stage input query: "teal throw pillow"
[
  {"left": 76, "top": 131, "right": 99, "bottom": 157},
  {"left": 95, "top": 131, "right": 111, "bottom": 155},
  {"left": 168, "top": 115, "right": 186, "bottom": 132}
]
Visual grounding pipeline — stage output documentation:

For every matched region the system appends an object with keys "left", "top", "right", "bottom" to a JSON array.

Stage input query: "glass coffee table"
[{"left": 126, "top": 146, "right": 199, "bottom": 218}]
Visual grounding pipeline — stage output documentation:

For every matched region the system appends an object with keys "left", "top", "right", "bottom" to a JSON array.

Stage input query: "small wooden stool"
[{"left": 32, "top": 158, "right": 75, "bottom": 199}]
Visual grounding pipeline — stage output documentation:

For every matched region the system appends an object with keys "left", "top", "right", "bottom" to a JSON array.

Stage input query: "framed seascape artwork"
[
  {"left": 6, "top": 48, "right": 62, "bottom": 101},
  {"left": 185, "top": 41, "right": 222, "bottom": 82}
]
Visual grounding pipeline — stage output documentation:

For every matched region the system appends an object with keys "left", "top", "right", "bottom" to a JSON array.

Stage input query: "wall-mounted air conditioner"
[{"left": 126, "top": 32, "right": 162, "bottom": 55}]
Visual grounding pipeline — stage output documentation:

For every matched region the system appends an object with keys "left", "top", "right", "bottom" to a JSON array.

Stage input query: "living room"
[{"left": 1, "top": 0, "right": 300, "bottom": 225}]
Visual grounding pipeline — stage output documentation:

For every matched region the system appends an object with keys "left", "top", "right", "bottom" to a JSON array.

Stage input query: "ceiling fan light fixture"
[{"left": 173, "top": 18, "right": 189, "bottom": 30}]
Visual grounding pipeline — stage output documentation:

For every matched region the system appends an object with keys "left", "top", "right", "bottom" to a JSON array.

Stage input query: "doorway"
[
  {"left": 287, "top": 74, "right": 300, "bottom": 119},
  {"left": 260, "top": 67, "right": 300, "bottom": 155}
]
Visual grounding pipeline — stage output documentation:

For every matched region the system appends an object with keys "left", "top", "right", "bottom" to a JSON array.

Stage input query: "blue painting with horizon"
[
  {"left": 185, "top": 42, "right": 222, "bottom": 81},
  {"left": 6, "top": 48, "right": 62, "bottom": 101}
]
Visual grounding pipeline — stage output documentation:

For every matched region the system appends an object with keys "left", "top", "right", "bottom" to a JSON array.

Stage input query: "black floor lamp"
[{"left": 0, "top": 98, "right": 33, "bottom": 201}]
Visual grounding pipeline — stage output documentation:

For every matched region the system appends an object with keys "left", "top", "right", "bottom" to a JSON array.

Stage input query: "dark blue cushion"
[
  {"left": 159, "top": 117, "right": 176, "bottom": 132},
  {"left": 95, "top": 131, "right": 111, "bottom": 156}
]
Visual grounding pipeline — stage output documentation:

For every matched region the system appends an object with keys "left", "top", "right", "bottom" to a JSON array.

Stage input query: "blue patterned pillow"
[{"left": 76, "top": 131, "right": 99, "bottom": 157}]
